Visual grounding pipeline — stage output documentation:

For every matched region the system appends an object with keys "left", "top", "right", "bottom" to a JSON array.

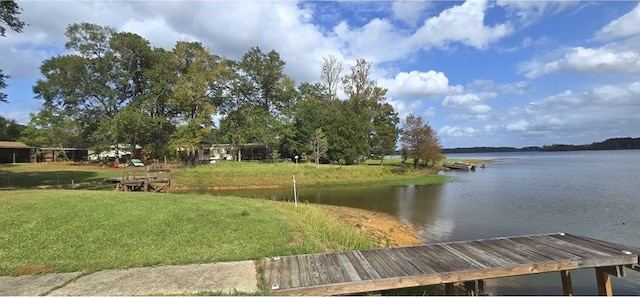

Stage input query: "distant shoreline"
[{"left": 442, "top": 137, "right": 640, "bottom": 154}]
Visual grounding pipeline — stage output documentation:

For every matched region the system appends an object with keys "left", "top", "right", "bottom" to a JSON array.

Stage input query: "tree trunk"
[{"left": 413, "top": 158, "right": 419, "bottom": 169}]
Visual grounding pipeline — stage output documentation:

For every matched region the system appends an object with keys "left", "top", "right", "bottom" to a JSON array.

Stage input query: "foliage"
[
  {"left": 400, "top": 113, "right": 443, "bottom": 168},
  {"left": 0, "top": 0, "right": 26, "bottom": 103},
  {"left": 369, "top": 103, "right": 400, "bottom": 165},
  {"left": 27, "top": 23, "right": 405, "bottom": 165},
  {"left": 0, "top": 115, "right": 24, "bottom": 141},
  {"left": 18, "top": 106, "right": 85, "bottom": 147}
]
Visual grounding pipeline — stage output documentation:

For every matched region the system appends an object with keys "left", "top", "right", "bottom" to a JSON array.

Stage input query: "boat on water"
[{"left": 443, "top": 162, "right": 476, "bottom": 170}]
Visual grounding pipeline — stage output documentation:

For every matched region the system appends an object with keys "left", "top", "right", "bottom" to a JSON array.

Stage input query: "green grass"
[
  {"left": 0, "top": 190, "right": 377, "bottom": 276},
  {"left": 0, "top": 162, "right": 118, "bottom": 189},
  {"left": 172, "top": 160, "right": 446, "bottom": 189}
]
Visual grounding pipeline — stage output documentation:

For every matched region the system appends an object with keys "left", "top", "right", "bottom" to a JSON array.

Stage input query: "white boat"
[{"left": 443, "top": 162, "right": 476, "bottom": 170}]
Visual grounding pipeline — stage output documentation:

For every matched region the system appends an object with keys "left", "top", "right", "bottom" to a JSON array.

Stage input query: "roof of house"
[{"left": 0, "top": 141, "right": 38, "bottom": 149}]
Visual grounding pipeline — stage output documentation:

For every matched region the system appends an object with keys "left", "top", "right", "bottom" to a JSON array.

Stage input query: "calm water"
[{"left": 213, "top": 150, "right": 640, "bottom": 295}]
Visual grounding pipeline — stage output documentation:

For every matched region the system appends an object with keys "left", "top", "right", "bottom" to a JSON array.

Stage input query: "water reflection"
[
  {"left": 203, "top": 150, "right": 640, "bottom": 295},
  {"left": 212, "top": 184, "right": 444, "bottom": 241}
]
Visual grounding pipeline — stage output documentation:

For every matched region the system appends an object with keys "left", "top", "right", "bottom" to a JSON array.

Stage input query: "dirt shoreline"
[{"left": 315, "top": 204, "right": 423, "bottom": 247}]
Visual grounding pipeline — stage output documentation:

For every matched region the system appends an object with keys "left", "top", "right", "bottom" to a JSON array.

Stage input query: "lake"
[{"left": 213, "top": 150, "right": 640, "bottom": 295}]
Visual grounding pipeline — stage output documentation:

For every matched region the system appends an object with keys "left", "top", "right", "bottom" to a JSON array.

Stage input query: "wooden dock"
[
  {"left": 105, "top": 169, "right": 171, "bottom": 192},
  {"left": 263, "top": 233, "right": 640, "bottom": 296}
]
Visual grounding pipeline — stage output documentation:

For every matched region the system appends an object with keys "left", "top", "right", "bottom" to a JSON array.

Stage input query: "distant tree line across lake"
[{"left": 442, "top": 137, "right": 640, "bottom": 153}]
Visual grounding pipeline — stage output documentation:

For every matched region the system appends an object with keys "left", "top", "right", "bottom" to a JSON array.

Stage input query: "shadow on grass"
[{"left": 0, "top": 170, "right": 113, "bottom": 189}]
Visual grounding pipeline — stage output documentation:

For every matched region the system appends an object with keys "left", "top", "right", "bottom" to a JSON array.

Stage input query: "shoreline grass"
[{"left": 0, "top": 190, "right": 377, "bottom": 276}]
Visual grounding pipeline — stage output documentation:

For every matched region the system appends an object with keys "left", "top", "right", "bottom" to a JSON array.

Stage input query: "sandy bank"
[{"left": 315, "top": 204, "right": 423, "bottom": 247}]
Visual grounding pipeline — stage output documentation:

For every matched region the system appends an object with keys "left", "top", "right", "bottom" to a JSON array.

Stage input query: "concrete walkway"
[{"left": 0, "top": 261, "right": 258, "bottom": 296}]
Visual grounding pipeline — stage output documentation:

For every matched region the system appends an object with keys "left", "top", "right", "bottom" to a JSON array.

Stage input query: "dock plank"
[{"left": 266, "top": 233, "right": 640, "bottom": 296}]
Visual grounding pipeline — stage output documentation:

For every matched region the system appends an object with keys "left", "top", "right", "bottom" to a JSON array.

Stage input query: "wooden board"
[{"left": 264, "top": 233, "right": 640, "bottom": 296}]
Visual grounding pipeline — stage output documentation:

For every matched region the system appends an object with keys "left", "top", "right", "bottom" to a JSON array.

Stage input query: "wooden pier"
[
  {"left": 262, "top": 233, "right": 640, "bottom": 296},
  {"left": 105, "top": 169, "right": 171, "bottom": 192}
]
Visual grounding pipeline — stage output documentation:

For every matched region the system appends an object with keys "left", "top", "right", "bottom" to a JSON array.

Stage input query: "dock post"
[
  {"left": 444, "top": 283, "right": 455, "bottom": 295},
  {"left": 595, "top": 267, "right": 612, "bottom": 296},
  {"left": 560, "top": 270, "right": 573, "bottom": 296},
  {"left": 477, "top": 279, "right": 485, "bottom": 295},
  {"left": 464, "top": 281, "right": 478, "bottom": 296}
]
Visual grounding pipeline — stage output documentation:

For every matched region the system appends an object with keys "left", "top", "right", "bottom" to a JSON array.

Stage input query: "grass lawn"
[
  {"left": 172, "top": 159, "right": 447, "bottom": 190},
  {"left": 0, "top": 162, "right": 117, "bottom": 189},
  {"left": 0, "top": 190, "right": 377, "bottom": 276}
]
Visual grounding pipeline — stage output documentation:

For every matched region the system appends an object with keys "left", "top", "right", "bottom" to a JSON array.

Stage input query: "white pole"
[{"left": 293, "top": 175, "right": 297, "bottom": 207}]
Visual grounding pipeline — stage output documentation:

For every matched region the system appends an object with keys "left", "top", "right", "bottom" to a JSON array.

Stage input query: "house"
[{"left": 0, "top": 141, "right": 37, "bottom": 163}]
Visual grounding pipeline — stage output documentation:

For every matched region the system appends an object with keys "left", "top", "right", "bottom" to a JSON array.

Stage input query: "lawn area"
[
  {"left": 0, "top": 190, "right": 377, "bottom": 276},
  {"left": 172, "top": 159, "right": 447, "bottom": 190},
  {"left": 0, "top": 162, "right": 117, "bottom": 189},
  {"left": 0, "top": 157, "right": 491, "bottom": 190}
]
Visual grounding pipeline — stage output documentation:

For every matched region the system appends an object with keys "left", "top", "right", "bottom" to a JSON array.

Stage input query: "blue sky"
[{"left": 2, "top": 1, "right": 640, "bottom": 148}]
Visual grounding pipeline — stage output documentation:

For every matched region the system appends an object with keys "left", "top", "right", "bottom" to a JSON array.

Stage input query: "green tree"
[
  {"left": 0, "top": 0, "right": 26, "bottom": 103},
  {"left": 238, "top": 46, "right": 287, "bottom": 112},
  {"left": 168, "top": 41, "right": 233, "bottom": 163},
  {"left": 220, "top": 47, "right": 293, "bottom": 160},
  {"left": 0, "top": 116, "right": 24, "bottom": 141},
  {"left": 285, "top": 82, "right": 327, "bottom": 158},
  {"left": 338, "top": 58, "right": 391, "bottom": 164},
  {"left": 400, "top": 114, "right": 442, "bottom": 169},
  {"left": 34, "top": 23, "right": 153, "bottom": 152},
  {"left": 309, "top": 128, "right": 328, "bottom": 169},
  {"left": 369, "top": 103, "right": 400, "bottom": 165},
  {"left": 18, "top": 105, "right": 86, "bottom": 148}
]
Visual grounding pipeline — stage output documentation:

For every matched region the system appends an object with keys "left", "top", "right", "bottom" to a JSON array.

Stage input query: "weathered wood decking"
[
  {"left": 263, "top": 233, "right": 640, "bottom": 296},
  {"left": 105, "top": 169, "right": 171, "bottom": 192}
]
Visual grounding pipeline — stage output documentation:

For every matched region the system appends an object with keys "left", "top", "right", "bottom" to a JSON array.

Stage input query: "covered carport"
[{"left": 0, "top": 141, "right": 37, "bottom": 163}]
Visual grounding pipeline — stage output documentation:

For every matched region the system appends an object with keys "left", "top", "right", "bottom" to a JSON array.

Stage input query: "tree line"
[{"left": 2, "top": 22, "right": 442, "bottom": 167}]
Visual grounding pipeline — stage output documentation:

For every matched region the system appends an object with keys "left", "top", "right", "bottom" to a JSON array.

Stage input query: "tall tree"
[
  {"left": 320, "top": 55, "right": 342, "bottom": 101},
  {"left": 33, "top": 23, "right": 177, "bottom": 159},
  {"left": 231, "top": 47, "right": 292, "bottom": 159},
  {"left": 0, "top": 0, "right": 27, "bottom": 103},
  {"left": 338, "top": 58, "right": 390, "bottom": 163},
  {"left": 309, "top": 128, "right": 328, "bottom": 169},
  {"left": 285, "top": 82, "right": 327, "bottom": 158},
  {"left": 369, "top": 103, "right": 400, "bottom": 165},
  {"left": 400, "top": 114, "right": 442, "bottom": 169},
  {"left": 168, "top": 41, "right": 233, "bottom": 162},
  {"left": 238, "top": 46, "right": 287, "bottom": 112},
  {"left": 33, "top": 23, "right": 154, "bottom": 151}
]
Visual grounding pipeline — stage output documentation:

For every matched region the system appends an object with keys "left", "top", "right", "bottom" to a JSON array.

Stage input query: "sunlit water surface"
[{"left": 211, "top": 150, "right": 640, "bottom": 295}]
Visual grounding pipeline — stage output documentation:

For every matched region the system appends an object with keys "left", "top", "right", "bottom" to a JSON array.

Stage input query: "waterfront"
[{"left": 216, "top": 150, "right": 640, "bottom": 295}]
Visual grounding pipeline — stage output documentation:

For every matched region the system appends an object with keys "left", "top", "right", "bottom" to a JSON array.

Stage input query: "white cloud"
[
  {"left": 506, "top": 120, "right": 529, "bottom": 131},
  {"left": 443, "top": 93, "right": 481, "bottom": 106},
  {"left": 411, "top": 0, "right": 512, "bottom": 50},
  {"left": 496, "top": 1, "right": 574, "bottom": 25},
  {"left": 469, "top": 104, "right": 492, "bottom": 114},
  {"left": 521, "top": 46, "right": 640, "bottom": 78},
  {"left": 424, "top": 107, "right": 436, "bottom": 117},
  {"left": 391, "top": 1, "right": 433, "bottom": 27},
  {"left": 388, "top": 98, "right": 424, "bottom": 121},
  {"left": 596, "top": 3, "right": 640, "bottom": 40},
  {"left": 380, "top": 70, "right": 457, "bottom": 98},
  {"left": 439, "top": 125, "right": 478, "bottom": 137}
]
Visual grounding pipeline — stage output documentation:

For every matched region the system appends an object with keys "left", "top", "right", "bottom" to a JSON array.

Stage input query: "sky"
[{"left": 1, "top": 0, "right": 640, "bottom": 148}]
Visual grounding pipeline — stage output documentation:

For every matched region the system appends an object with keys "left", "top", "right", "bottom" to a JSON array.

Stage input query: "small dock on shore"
[
  {"left": 105, "top": 169, "right": 171, "bottom": 193},
  {"left": 263, "top": 233, "right": 640, "bottom": 296}
]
